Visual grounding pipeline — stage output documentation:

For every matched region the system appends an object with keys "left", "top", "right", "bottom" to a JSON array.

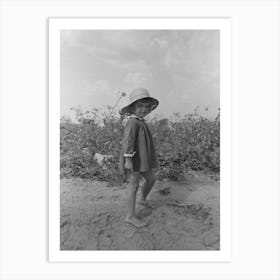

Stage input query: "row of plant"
[{"left": 60, "top": 106, "right": 220, "bottom": 183}]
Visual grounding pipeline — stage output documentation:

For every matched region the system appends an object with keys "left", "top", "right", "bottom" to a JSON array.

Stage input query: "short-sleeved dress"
[{"left": 119, "top": 115, "right": 158, "bottom": 173}]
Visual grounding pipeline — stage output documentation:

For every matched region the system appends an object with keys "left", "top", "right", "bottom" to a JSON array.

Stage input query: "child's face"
[{"left": 133, "top": 100, "right": 151, "bottom": 118}]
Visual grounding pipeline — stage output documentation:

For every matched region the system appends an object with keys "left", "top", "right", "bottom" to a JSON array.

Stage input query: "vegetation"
[{"left": 60, "top": 106, "right": 220, "bottom": 183}]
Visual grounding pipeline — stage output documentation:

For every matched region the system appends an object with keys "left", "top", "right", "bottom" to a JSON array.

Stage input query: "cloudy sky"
[{"left": 60, "top": 30, "right": 219, "bottom": 120}]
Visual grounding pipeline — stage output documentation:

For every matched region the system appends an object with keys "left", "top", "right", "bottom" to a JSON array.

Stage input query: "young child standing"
[{"left": 119, "top": 88, "right": 159, "bottom": 228}]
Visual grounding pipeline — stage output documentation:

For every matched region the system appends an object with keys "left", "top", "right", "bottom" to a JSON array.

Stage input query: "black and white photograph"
[
  {"left": 49, "top": 18, "right": 231, "bottom": 261},
  {"left": 1, "top": 0, "right": 279, "bottom": 279}
]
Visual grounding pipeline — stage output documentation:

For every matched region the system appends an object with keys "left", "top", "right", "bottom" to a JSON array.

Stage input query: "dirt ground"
[{"left": 60, "top": 172, "right": 220, "bottom": 250}]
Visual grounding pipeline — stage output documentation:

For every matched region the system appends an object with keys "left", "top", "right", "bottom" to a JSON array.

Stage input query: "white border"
[{"left": 49, "top": 18, "right": 231, "bottom": 262}]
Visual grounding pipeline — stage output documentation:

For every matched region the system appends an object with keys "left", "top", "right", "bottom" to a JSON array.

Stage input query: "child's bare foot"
[
  {"left": 137, "top": 199, "right": 155, "bottom": 209},
  {"left": 125, "top": 216, "right": 147, "bottom": 228}
]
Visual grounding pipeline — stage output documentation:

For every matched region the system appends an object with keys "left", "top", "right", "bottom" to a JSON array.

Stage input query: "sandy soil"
[{"left": 60, "top": 172, "right": 220, "bottom": 250}]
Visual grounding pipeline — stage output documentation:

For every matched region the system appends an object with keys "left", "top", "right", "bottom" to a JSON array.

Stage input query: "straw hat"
[{"left": 120, "top": 88, "right": 159, "bottom": 115}]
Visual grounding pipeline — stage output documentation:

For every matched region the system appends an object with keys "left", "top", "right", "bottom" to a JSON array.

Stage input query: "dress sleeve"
[{"left": 122, "top": 118, "right": 138, "bottom": 157}]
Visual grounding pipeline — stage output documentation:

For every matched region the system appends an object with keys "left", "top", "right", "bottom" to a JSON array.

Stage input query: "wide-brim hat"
[{"left": 120, "top": 88, "right": 159, "bottom": 115}]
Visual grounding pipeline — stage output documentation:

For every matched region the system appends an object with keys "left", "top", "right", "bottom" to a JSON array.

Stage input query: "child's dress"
[{"left": 119, "top": 115, "right": 157, "bottom": 173}]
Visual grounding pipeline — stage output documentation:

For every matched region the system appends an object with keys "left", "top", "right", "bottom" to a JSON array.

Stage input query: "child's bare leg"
[
  {"left": 126, "top": 171, "right": 146, "bottom": 228},
  {"left": 127, "top": 171, "right": 139, "bottom": 218},
  {"left": 139, "top": 171, "right": 156, "bottom": 204}
]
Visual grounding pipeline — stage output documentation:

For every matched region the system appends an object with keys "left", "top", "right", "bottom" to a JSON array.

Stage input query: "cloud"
[
  {"left": 61, "top": 30, "right": 220, "bottom": 118},
  {"left": 90, "top": 80, "right": 111, "bottom": 93},
  {"left": 151, "top": 37, "right": 168, "bottom": 50},
  {"left": 61, "top": 30, "right": 79, "bottom": 47},
  {"left": 123, "top": 72, "right": 150, "bottom": 88},
  {"left": 182, "top": 94, "right": 190, "bottom": 102},
  {"left": 64, "top": 79, "right": 115, "bottom": 97}
]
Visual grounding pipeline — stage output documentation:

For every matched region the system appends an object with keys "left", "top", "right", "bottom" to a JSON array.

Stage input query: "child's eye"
[{"left": 136, "top": 103, "right": 150, "bottom": 109}]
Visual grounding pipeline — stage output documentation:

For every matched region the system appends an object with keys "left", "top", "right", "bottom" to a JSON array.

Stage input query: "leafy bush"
[{"left": 60, "top": 107, "right": 220, "bottom": 182}]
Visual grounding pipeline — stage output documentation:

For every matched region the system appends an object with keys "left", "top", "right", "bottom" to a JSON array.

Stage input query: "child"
[{"left": 119, "top": 88, "right": 159, "bottom": 228}]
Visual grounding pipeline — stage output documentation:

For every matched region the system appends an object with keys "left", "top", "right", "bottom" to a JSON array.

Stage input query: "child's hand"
[{"left": 124, "top": 158, "right": 133, "bottom": 170}]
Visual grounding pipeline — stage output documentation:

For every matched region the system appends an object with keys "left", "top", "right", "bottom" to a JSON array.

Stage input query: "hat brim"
[{"left": 120, "top": 97, "right": 159, "bottom": 115}]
